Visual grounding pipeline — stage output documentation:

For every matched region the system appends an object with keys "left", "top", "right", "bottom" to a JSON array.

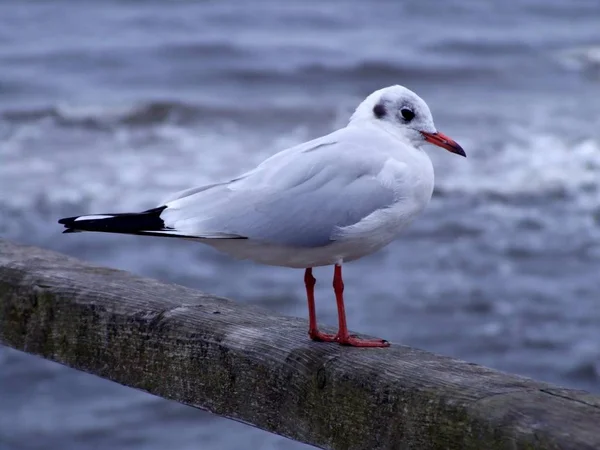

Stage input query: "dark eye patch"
[
  {"left": 400, "top": 108, "right": 415, "bottom": 121},
  {"left": 373, "top": 103, "right": 386, "bottom": 119}
]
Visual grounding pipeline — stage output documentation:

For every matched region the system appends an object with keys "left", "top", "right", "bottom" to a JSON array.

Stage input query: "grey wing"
[
  {"left": 230, "top": 170, "right": 395, "bottom": 247},
  {"left": 160, "top": 130, "right": 400, "bottom": 247},
  {"left": 161, "top": 183, "right": 225, "bottom": 204},
  {"left": 163, "top": 164, "right": 396, "bottom": 247}
]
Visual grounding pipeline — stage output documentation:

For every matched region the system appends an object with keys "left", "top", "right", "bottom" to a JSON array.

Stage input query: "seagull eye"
[{"left": 400, "top": 108, "right": 415, "bottom": 121}]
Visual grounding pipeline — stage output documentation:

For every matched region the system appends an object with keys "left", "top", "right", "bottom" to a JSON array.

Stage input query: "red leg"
[
  {"left": 332, "top": 264, "right": 390, "bottom": 348},
  {"left": 305, "top": 268, "right": 336, "bottom": 342}
]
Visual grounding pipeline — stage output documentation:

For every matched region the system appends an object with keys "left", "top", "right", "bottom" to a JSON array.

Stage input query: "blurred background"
[{"left": 1, "top": 1, "right": 600, "bottom": 449}]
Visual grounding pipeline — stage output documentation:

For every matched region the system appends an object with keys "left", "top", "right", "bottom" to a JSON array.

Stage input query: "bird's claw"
[
  {"left": 308, "top": 330, "right": 338, "bottom": 342},
  {"left": 338, "top": 336, "right": 390, "bottom": 348},
  {"left": 309, "top": 330, "right": 390, "bottom": 347}
]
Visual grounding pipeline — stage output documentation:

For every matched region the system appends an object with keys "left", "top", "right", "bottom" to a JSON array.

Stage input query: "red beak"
[{"left": 421, "top": 131, "right": 466, "bottom": 157}]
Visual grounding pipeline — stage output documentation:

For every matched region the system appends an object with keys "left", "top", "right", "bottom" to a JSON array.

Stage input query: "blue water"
[{"left": 1, "top": 1, "right": 600, "bottom": 449}]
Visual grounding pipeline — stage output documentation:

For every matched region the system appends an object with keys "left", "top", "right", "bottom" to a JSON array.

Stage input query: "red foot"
[
  {"left": 309, "top": 329, "right": 337, "bottom": 342},
  {"left": 338, "top": 335, "right": 390, "bottom": 348},
  {"left": 309, "top": 330, "right": 390, "bottom": 347}
]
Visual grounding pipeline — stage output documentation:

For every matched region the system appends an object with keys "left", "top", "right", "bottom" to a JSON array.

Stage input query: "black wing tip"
[
  {"left": 58, "top": 206, "right": 169, "bottom": 234},
  {"left": 58, "top": 216, "right": 78, "bottom": 226},
  {"left": 144, "top": 205, "right": 168, "bottom": 214},
  {"left": 57, "top": 206, "right": 246, "bottom": 240}
]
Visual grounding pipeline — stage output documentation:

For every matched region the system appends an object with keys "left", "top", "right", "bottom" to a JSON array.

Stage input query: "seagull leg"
[
  {"left": 305, "top": 268, "right": 336, "bottom": 342},
  {"left": 332, "top": 264, "right": 390, "bottom": 347}
]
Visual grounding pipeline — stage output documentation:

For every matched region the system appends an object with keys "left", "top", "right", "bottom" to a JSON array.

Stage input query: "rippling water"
[{"left": 1, "top": 1, "right": 600, "bottom": 449}]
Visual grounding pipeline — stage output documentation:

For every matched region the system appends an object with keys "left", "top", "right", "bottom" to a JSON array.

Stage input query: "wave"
[
  {"left": 435, "top": 129, "right": 600, "bottom": 205},
  {"left": 1, "top": 102, "right": 209, "bottom": 128},
  {"left": 556, "top": 44, "right": 600, "bottom": 78},
  {"left": 220, "top": 59, "right": 498, "bottom": 86},
  {"left": 0, "top": 101, "right": 323, "bottom": 129},
  {"left": 424, "top": 38, "right": 536, "bottom": 57},
  {"left": 2, "top": 98, "right": 600, "bottom": 216}
]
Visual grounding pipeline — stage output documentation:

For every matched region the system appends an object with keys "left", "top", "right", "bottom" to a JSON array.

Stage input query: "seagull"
[{"left": 59, "top": 85, "right": 465, "bottom": 348}]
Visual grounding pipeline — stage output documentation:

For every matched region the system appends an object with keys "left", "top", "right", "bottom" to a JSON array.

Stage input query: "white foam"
[
  {"left": 435, "top": 128, "right": 600, "bottom": 206},
  {"left": 556, "top": 45, "right": 600, "bottom": 74},
  {"left": 0, "top": 121, "right": 275, "bottom": 213},
  {"left": 2, "top": 108, "right": 599, "bottom": 220}
]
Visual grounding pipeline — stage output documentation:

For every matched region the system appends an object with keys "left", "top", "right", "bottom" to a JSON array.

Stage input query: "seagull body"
[
  {"left": 60, "top": 85, "right": 465, "bottom": 347},
  {"left": 163, "top": 120, "right": 434, "bottom": 268}
]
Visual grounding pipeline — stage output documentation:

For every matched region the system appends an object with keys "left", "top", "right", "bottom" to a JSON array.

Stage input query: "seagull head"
[{"left": 350, "top": 85, "right": 466, "bottom": 157}]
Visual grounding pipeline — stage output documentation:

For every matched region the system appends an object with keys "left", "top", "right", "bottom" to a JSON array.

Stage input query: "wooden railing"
[{"left": 0, "top": 239, "right": 599, "bottom": 450}]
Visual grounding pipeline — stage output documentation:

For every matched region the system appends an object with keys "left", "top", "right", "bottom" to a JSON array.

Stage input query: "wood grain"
[{"left": 0, "top": 239, "right": 599, "bottom": 450}]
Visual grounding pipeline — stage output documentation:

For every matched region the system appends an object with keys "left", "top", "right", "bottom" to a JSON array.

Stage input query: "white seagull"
[{"left": 59, "top": 85, "right": 466, "bottom": 347}]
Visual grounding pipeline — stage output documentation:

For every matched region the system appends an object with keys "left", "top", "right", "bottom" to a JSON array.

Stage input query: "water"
[{"left": 1, "top": 1, "right": 600, "bottom": 449}]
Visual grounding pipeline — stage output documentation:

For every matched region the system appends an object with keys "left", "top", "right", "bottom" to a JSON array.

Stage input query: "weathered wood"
[{"left": 0, "top": 239, "right": 599, "bottom": 450}]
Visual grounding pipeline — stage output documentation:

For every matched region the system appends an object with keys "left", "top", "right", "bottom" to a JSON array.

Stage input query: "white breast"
[{"left": 334, "top": 149, "right": 434, "bottom": 251}]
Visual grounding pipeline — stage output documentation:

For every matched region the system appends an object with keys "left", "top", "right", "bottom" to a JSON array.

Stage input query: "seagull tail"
[
  {"left": 58, "top": 206, "right": 175, "bottom": 237},
  {"left": 59, "top": 205, "right": 248, "bottom": 240}
]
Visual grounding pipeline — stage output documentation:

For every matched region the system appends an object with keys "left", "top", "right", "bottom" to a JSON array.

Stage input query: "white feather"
[{"left": 74, "top": 215, "right": 114, "bottom": 221}]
